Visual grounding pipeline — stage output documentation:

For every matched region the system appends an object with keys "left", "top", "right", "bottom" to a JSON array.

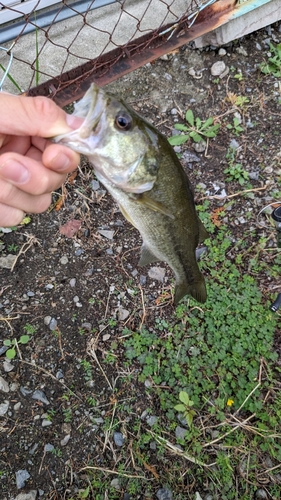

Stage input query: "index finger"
[{"left": 0, "top": 93, "right": 82, "bottom": 138}]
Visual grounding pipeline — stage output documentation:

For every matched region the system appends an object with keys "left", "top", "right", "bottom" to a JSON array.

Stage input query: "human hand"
[{"left": 0, "top": 93, "right": 82, "bottom": 227}]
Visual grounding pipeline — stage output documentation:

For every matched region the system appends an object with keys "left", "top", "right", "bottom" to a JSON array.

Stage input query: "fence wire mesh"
[{"left": 0, "top": 0, "right": 208, "bottom": 100}]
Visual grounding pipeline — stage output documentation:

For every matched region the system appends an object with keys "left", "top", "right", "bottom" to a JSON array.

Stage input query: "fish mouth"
[{"left": 53, "top": 83, "right": 106, "bottom": 154}]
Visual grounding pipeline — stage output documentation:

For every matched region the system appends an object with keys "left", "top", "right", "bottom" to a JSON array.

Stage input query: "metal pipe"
[{"left": 0, "top": 0, "right": 117, "bottom": 45}]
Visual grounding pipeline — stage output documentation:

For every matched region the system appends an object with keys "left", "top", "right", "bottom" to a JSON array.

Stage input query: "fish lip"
[{"left": 53, "top": 83, "right": 105, "bottom": 153}]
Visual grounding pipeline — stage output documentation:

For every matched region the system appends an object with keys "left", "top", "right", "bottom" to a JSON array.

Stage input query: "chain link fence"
[
  {"left": 0, "top": 0, "right": 223, "bottom": 102},
  {"left": 1, "top": 1, "right": 278, "bottom": 104}
]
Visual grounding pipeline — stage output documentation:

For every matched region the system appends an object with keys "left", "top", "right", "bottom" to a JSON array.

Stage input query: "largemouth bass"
[{"left": 54, "top": 83, "right": 208, "bottom": 304}]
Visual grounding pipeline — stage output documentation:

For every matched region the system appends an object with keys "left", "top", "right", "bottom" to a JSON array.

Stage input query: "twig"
[
  {"left": 0, "top": 315, "right": 19, "bottom": 333},
  {"left": 102, "top": 399, "right": 117, "bottom": 453},
  {"left": 202, "top": 418, "right": 255, "bottom": 449},
  {"left": 234, "top": 382, "right": 261, "bottom": 416},
  {"left": 87, "top": 336, "right": 113, "bottom": 391},
  {"left": 78, "top": 465, "right": 148, "bottom": 480},
  {"left": 148, "top": 430, "right": 215, "bottom": 467},
  {"left": 138, "top": 284, "right": 146, "bottom": 330},
  {"left": 11, "top": 234, "right": 40, "bottom": 271}
]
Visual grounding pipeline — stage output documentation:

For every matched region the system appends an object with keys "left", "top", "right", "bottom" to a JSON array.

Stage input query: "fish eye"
[{"left": 115, "top": 112, "right": 132, "bottom": 131}]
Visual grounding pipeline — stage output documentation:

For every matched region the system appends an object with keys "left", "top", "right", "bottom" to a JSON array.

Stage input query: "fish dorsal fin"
[
  {"left": 138, "top": 245, "right": 159, "bottom": 266},
  {"left": 131, "top": 193, "right": 175, "bottom": 219}
]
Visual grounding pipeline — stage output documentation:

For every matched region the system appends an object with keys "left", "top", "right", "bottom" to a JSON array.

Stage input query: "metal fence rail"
[{"left": 0, "top": 0, "right": 279, "bottom": 106}]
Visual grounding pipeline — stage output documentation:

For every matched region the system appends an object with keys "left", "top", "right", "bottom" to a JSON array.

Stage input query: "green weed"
[
  {"left": 226, "top": 116, "right": 244, "bottom": 135},
  {"left": 169, "top": 109, "right": 220, "bottom": 146},
  {"left": 260, "top": 42, "right": 281, "bottom": 77},
  {"left": 3, "top": 323, "right": 37, "bottom": 359}
]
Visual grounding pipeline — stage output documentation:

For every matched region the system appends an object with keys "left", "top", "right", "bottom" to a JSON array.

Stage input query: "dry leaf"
[{"left": 59, "top": 219, "right": 82, "bottom": 238}]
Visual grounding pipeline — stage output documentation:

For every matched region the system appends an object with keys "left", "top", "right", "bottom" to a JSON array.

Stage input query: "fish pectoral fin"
[
  {"left": 131, "top": 193, "right": 175, "bottom": 219},
  {"left": 198, "top": 217, "right": 209, "bottom": 243},
  {"left": 119, "top": 204, "right": 136, "bottom": 228},
  {"left": 174, "top": 276, "right": 207, "bottom": 305},
  {"left": 138, "top": 245, "right": 159, "bottom": 266}
]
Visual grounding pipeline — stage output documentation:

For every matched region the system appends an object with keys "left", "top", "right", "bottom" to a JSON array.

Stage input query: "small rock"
[
  {"left": 81, "top": 322, "right": 92, "bottom": 331},
  {"left": 160, "top": 54, "right": 169, "bottom": 61},
  {"left": 193, "top": 141, "right": 206, "bottom": 153},
  {"left": 229, "top": 139, "right": 239, "bottom": 149},
  {"left": 98, "top": 229, "right": 115, "bottom": 240},
  {"left": 56, "top": 370, "right": 64, "bottom": 379},
  {"left": 0, "top": 345, "right": 9, "bottom": 356},
  {"left": 32, "top": 390, "right": 50, "bottom": 405},
  {"left": 49, "top": 318, "right": 57, "bottom": 331},
  {"left": 248, "top": 171, "right": 259, "bottom": 181},
  {"left": 91, "top": 179, "right": 100, "bottom": 190},
  {"left": 170, "top": 108, "right": 178, "bottom": 115},
  {"left": 11, "top": 383, "right": 20, "bottom": 393},
  {"left": 218, "top": 48, "right": 226, "bottom": 56},
  {"left": 102, "top": 333, "right": 111, "bottom": 341},
  {"left": 195, "top": 493, "right": 203, "bottom": 500},
  {"left": 0, "top": 254, "right": 17, "bottom": 269},
  {"left": 182, "top": 151, "right": 200, "bottom": 163},
  {"left": 111, "top": 478, "right": 121, "bottom": 490},
  {"left": 236, "top": 46, "right": 248, "bottom": 56},
  {"left": 20, "top": 386, "right": 32, "bottom": 397},
  {"left": 44, "top": 443, "right": 54, "bottom": 452},
  {"left": 148, "top": 266, "right": 166, "bottom": 282},
  {"left": 114, "top": 431, "right": 125, "bottom": 447},
  {"left": 163, "top": 72, "right": 172, "bottom": 81},
  {"left": 175, "top": 426, "right": 187, "bottom": 439},
  {"left": 69, "top": 278, "right": 76, "bottom": 287},
  {"left": 61, "top": 434, "right": 71, "bottom": 446},
  {"left": 196, "top": 246, "right": 207, "bottom": 261},
  {"left": 0, "top": 376, "right": 9, "bottom": 393},
  {"left": 92, "top": 417, "right": 104, "bottom": 425},
  {"left": 3, "top": 360, "right": 14, "bottom": 372},
  {"left": 16, "top": 470, "right": 30, "bottom": 489},
  {"left": 15, "top": 491, "right": 37, "bottom": 500},
  {"left": 256, "top": 42, "right": 262, "bottom": 50},
  {"left": 139, "top": 275, "right": 147, "bottom": 285},
  {"left": 117, "top": 306, "right": 130, "bottom": 321},
  {"left": 14, "top": 402, "right": 22, "bottom": 412},
  {"left": 60, "top": 255, "right": 69, "bottom": 265},
  {"left": 156, "top": 488, "right": 173, "bottom": 500},
  {"left": 0, "top": 401, "right": 9, "bottom": 416},
  {"left": 42, "top": 419, "right": 52, "bottom": 427},
  {"left": 44, "top": 316, "right": 51, "bottom": 326},
  {"left": 210, "top": 61, "right": 226, "bottom": 76},
  {"left": 146, "top": 415, "right": 158, "bottom": 426},
  {"left": 29, "top": 443, "right": 39, "bottom": 455}
]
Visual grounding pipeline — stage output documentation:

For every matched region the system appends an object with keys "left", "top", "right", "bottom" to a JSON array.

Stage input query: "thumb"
[{"left": 0, "top": 93, "right": 82, "bottom": 138}]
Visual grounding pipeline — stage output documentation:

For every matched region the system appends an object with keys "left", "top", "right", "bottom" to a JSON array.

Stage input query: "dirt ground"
[{"left": 0, "top": 23, "right": 281, "bottom": 500}]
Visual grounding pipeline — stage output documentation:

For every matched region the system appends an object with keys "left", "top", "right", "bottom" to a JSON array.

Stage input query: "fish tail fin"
[{"left": 174, "top": 276, "right": 207, "bottom": 305}]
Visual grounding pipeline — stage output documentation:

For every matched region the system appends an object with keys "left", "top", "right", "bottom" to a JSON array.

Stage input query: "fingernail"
[
  {"left": 50, "top": 152, "right": 71, "bottom": 171},
  {"left": 66, "top": 113, "right": 84, "bottom": 129},
  {"left": 0, "top": 159, "right": 30, "bottom": 184}
]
